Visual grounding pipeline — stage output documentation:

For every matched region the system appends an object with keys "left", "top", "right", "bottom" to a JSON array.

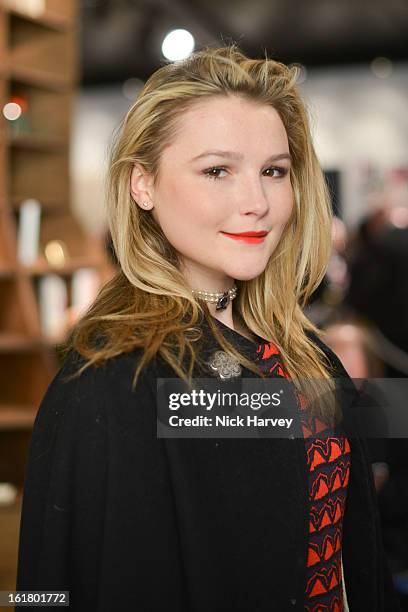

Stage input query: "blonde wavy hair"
[{"left": 62, "top": 43, "right": 339, "bottom": 421}]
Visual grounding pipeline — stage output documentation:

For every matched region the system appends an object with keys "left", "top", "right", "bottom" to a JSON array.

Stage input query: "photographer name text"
[{"left": 168, "top": 415, "right": 293, "bottom": 428}]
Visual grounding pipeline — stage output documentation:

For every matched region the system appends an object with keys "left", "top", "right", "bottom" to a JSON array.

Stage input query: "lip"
[
  {"left": 223, "top": 231, "right": 268, "bottom": 237},
  {"left": 221, "top": 231, "right": 268, "bottom": 244}
]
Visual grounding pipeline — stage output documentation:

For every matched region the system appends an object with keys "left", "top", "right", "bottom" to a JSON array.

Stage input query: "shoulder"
[
  {"left": 30, "top": 348, "right": 158, "bottom": 460},
  {"left": 57, "top": 347, "right": 156, "bottom": 399}
]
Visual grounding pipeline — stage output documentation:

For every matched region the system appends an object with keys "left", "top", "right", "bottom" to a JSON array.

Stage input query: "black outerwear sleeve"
[
  {"left": 308, "top": 331, "right": 401, "bottom": 612},
  {"left": 16, "top": 349, "right": 188, "bottom": 611},
  {"left": 17, "top": 333, "right": 403, "bottom": 612}
]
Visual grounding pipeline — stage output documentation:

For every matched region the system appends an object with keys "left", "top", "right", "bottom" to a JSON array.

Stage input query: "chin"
[{"left": 224, "top": 262, "right": 268, "bottom": 282}]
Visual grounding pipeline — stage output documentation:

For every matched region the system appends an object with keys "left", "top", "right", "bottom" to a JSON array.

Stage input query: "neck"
[
  {"left": 208, "top": 301, "right": 234, "bottom": 327},
  {"left": 180, "top": 259, "right": 235, "bottom": 295},
  {"left": 208, "top": 304, "right": 254, "bottom": 342}
]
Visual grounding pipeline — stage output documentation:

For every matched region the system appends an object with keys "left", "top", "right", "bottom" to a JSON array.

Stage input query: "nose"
[{"left": 237, "top": 174, "right": 269, "bottom": 217}]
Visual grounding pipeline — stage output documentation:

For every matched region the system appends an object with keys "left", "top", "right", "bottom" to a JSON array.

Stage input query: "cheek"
[
  {"left": 171, "top": 192, "right": 223, "bottom": 227},
  {"left": 153, "top": 188, "right": 218, "bottom": 239},
  {"left": 276, "top": 186, "right": 294, "bottom": 225},
  {"left": 160, "top": 176, "right": 208, "bottom": 217}
]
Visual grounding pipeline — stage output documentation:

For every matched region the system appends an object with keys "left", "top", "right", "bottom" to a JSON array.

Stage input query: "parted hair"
[{"left": 62, "top": 43, "right": 338, "bottom": 421}]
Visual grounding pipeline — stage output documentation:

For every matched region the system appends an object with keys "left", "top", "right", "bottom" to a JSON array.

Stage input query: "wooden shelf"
[
  {"left": 8, "top": 132, "right": 67, "bottom": 152},
  {"left": 11, "top": 195, "right": 69, "bottom": 210},
  {"left": 0, "top": 266, "right": 16, "bottom": 278},
  {"left": 0, "top": 0, "right": 82, "bottom": 591},
  {"left": 0, "top": 276, "right": 34, "bottom": 337},
  {"left": 20, "top": 256, "right": 104, "bottom": 276},
  {"left": 4, "top": 64, "right": 71, "bottom": 91},
  {"left": 10, "top": 146, "right": 70, "bottom": 204},
  {"left": 0, "top": 406, "right": 37, "bottom": 430},
  {"left": 5, "top": 7, "right": 76, "bottom": 83},
  {"left": 0, "top": 333, "right": 51, "bottom": 352},
  {"left": 0, "top": 2, "right": 81, "bottom": 428},
  {"left": 8, "top": 6, "right": 72, "bottom": 32},
  {"left": 0, "top": 495, "right": 22, "bottom": 513},
  {"left": 0, "top": 351, "right": 58, "bottom": 405},
  {"left": 0, "top": 494, "right": 22, "bottom": 592}
]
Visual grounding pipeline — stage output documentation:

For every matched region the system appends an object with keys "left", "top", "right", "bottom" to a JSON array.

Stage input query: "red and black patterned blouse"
[{"left": 254, "top": 339, "right": 351, "bottom": 612}]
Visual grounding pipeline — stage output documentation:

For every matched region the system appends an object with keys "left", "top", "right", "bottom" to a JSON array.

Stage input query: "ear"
[{"left": 130, "top": 163, "right": 154, "bottom": 209}]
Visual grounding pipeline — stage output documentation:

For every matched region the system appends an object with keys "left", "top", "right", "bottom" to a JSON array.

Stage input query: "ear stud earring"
[{"left": 142, "top": 201, "right": 150, "bottom": 208}]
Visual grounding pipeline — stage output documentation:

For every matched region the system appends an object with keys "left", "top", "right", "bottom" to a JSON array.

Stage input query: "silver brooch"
[{"left": 208, "top": 350, "right": 242, "bottom": 380}]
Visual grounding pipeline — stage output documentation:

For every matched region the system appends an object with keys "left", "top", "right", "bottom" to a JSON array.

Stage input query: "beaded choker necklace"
[{"left": 191, "top": 285, "right": 237, "bottom": 311}]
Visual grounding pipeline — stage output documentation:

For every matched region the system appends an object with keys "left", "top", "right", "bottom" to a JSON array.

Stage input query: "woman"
[{"left": 16, "top": 44, "right": 400, "bottom": 611}]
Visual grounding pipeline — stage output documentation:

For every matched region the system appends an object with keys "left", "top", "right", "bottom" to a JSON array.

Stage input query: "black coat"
[{"left": 16, "top": 323, "right": 401, "bottom": 611}]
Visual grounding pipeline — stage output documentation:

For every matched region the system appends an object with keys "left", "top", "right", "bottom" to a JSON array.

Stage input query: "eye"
[
  {"left": 203, "top": 166, "right": 227, "bottom": 180},
  {"left": 263, "top": 166, "right": 289, "bottom": 178},
  {"left": 203, "top": 166, "right": 289, "bottom": 181}
]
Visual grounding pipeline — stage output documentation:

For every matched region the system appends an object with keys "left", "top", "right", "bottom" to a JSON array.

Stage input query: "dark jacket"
[{"left": 16, "top": 324, "right": 401, "bottom": 611}]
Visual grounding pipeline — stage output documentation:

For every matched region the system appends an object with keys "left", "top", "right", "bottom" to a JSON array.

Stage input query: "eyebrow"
[{"left": 190, "top": 150, "right": 292, "bottom": 163}]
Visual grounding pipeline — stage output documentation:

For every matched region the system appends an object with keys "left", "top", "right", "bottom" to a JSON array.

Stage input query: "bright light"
[
  {"left": 44, "top": 240, "right": 67, "bottom": 267},
  {"left": 3, "top": 102, "right": 22, "bottom": 121},
  {"left": 370, "top": 57, "right": 393, "bottom": 79},
  {"left": 161, "top": 29, "right": 195, "bottom": 61}
]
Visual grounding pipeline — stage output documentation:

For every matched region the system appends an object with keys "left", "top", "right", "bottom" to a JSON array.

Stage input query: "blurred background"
[{"left": 0, "top": 0, "right": 408, "bottom": 606}]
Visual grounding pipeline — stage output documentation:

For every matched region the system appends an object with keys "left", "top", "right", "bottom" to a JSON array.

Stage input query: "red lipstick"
[{"left": 221, "top": 230, "right": 268, "bottom": 244}]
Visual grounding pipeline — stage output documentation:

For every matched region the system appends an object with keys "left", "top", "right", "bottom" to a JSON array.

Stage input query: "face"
[{"left": 131, "top": 95, "right": 294, "bottom": 291}]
